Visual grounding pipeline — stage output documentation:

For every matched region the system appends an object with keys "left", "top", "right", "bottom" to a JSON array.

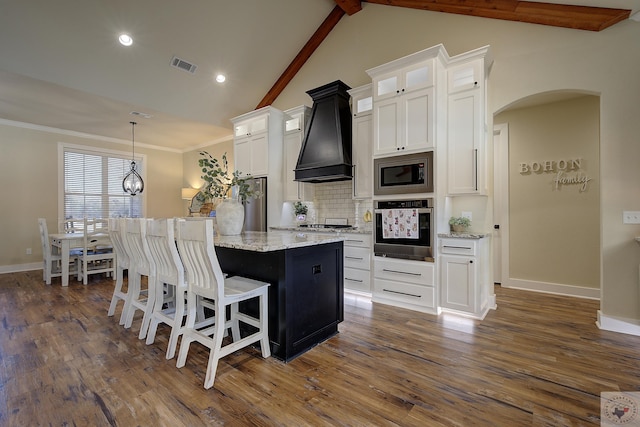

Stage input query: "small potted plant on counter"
[
  {"left": 294, "top": 201, "right": 308, "bottom": 224},
  {"left": 449, "top": 216, "right": 471, "bottom": 233}
]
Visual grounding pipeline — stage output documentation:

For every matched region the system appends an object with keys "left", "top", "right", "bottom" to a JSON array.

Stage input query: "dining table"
[{"left": 48, "top": 232, "right": 83, "bottom": 286}]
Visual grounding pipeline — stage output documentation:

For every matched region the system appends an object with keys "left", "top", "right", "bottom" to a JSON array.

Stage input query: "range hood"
[{"left": 294, "top": 80, "right": 352, "bottom": 183}]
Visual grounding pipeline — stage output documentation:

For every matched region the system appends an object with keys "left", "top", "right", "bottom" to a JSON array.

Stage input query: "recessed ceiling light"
[
  {"left": 119, "top": 34, "right": 133, "bottom": 46},
  {"left": 215, "top": 74, "right": 226, "bottom": 83}
]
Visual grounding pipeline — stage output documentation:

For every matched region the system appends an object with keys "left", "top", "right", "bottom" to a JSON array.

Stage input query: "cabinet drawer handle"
[
  {"left": 345, "top": 240, "right": 364, "bottom": 244},
  {"left": 345, "top": 256, "right": 364, "bottom": 260},
  {"left": 383, "top": 288, "right": 421, "bottom": 298},
  {"left": 443, "top": 245, "right": 472, "bottom": 250},
  {"left": 346, "top": 278, "right": 363, "bottom": 283},
  {"left": 382, "top": 268, "right": 421, "bottom": 276}
]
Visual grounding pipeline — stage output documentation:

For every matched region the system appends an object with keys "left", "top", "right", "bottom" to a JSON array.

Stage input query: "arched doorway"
[{"left": 492, "top": 91, "right": 600, "bottom": 299}]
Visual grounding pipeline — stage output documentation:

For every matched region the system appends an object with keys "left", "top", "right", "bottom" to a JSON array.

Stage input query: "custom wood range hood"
[{"left": 294, "top": 80, "right": 353, "bottom": 183}]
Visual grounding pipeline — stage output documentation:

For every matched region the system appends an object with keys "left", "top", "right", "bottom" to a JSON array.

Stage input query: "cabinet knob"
[
  {"left": 396, "top": 90, "right": 400, "bottom": 94},
  {"left": 397, "top": 147, "right": 400, "bottom": 151},
  {"left": 402, "top": 88, "right": 405, "bottom": 92},
  {"left": 474, "top": 82, "right": 478, "bottom": 86},
  {"left": 470, "top": 260, "right": 474, "bottom": 264},
  {"left": 401, "top": 147, "right": 405, "bottom": 150}
]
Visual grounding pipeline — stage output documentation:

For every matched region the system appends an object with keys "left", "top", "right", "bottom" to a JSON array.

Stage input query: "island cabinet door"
[{"left": 285, "top": 242, "right": 344, "bottom": 356}]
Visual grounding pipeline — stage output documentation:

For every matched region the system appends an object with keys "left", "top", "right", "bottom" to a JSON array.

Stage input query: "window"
[{"left": 59, "top": 143, "right": 145, "bottom": 221}]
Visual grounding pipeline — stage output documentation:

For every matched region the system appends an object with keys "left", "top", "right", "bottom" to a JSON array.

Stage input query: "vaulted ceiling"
[{"left": 0, "top": 0, "right": 636, "bottom": 151}]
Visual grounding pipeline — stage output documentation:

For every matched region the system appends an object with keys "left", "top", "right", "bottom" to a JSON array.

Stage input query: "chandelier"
[{"left": 122, "top": 121, "right": 144, "bottom": 196}]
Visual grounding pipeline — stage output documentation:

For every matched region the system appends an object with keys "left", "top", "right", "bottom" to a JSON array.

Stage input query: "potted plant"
[
  {"left": 449, "top": 216, "right": 471, "bottom": 233},
  {"left": 198, "top": 151, "right": 260, "bottom": 203},
  {"left": 198, "top": 151, "right": 261, "bottom": 235},
  {"left": 293, "top": 201, "right": 308, "bottom": 224}
]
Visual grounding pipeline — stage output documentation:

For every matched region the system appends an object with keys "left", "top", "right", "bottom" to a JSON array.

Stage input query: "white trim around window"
[{"left": 57, "top": 142, "right": 147, "bottom": 225}]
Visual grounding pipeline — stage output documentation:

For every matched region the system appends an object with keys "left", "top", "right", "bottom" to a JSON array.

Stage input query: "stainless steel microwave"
[{"left": 374, "top": 152, "right": 434, "bottom": 196}]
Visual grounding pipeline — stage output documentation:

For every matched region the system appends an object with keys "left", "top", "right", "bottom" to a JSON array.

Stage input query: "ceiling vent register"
[{"left": 170, "top": 56, "right": 197, "bottom": 74}]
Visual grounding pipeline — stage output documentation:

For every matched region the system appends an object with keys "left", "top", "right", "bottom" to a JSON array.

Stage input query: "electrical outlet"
[
  {"left": 26, "top": 248, "right": 32, "bottom": 255},
  {"left": 623, "top": 211, "right": 640, "bottom": 224},
  {"left": 461, "top": 211, "right": 472, "bottom": 221}
]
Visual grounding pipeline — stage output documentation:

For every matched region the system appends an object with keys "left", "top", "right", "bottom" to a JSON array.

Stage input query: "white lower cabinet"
[
  {"left": 373, "top": 256, "right": 437, "bottom": 314},
  {"left": 343, "top": 233, "right": 372, "bottom": 294},
  {"left": 439, "top": 236, "right": 493, "bottom": 319}
]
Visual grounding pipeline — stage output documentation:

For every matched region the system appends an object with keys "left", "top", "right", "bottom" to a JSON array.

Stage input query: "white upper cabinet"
[
  {"left": 368, "top": 47, "right": 443, "bottom": 157},
  {"left": 447, "top": 88, "right": 482, "bottom": 194},
  {"left": 373, "top": 60, "right": 434, "bottom": 101},
  {"left": 233, "top": 114, "right": 267, "bottom": 138},
  {"left": 232, "top": 109, "right": 273, "bottom": 177},
  {"left": 283, "top": 106, "right": 314, "bottom": 202},
  {"left": 235, "top": 132, "right": 268, "bottom": 177},
  {"left": 348, "top": 84, "right": 373, "bottom": 199},
  {"left": 446, "top": 46, "right": 491, "bottom": 195},
  {"left": 350, "top": 85, "right": 373, "bottom": 118},
  {"left": 448, "top": 60, "right": 483, "bottom": 94}
]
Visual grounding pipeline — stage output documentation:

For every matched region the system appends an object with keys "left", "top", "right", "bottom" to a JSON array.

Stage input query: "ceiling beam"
[
  {"left": 256, "top": 5, "right": 346, "bottom": 109},
  {"left": 335, "top": 0, "right": 363, "bottom": 15},
  {"left": 362, "top": 0, "right": 630, "bottom": 31}
]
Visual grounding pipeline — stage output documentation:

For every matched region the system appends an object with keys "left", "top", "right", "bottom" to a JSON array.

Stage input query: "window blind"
[{"left": 63, "top": 146, "right": 143, "bottom": 221}]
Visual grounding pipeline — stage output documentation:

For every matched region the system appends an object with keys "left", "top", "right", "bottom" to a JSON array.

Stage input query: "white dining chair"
[
  {"left": 107, "top": 218, "right": 129, "bottom": 325},
  {"left": 121, "top": 218, "right": 156, "bottom": 340},
  {"left": 143, "top": 218, "right": 189, "bottom": 359},
  {"left": 77, "top": 218, "right": 115, "bottom": 285},
  {"left": 58, "top": 219, "right": 81, "bottom": 234},
  {"left": 175, "top": 218, "right": 270, "bottom": 389},
  {"left": 38, "top": 218, "right": 79, "bottom": 285}
]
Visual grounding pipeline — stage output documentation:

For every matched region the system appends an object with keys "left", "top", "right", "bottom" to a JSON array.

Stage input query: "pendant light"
[{"left": 122, "top": 121, "right": 144, "bottom": 196}]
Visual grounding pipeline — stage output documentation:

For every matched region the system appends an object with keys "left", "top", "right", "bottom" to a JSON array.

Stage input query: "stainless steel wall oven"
[{"left": 374, "top": 198, "right": 434, "bottom": 262}]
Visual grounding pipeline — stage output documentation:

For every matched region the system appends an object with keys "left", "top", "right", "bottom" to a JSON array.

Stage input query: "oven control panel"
[{"left": 376, "top": 199, "right": 433, "bottom": 210}]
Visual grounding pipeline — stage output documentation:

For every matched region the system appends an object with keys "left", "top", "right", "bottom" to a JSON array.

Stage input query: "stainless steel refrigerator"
[{"left": 243, "top": 177, "right": 267, "bottom": 232}]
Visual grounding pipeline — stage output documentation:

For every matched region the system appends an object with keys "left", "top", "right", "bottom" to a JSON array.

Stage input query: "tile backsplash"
[{"left": 281, "top": 181, "right": 373, "bottom": 228}]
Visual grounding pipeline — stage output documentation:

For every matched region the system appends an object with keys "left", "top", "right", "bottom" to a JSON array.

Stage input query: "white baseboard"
[
  {"left": 502, "top": 278, "right": 600, "bottom": 300},
  {"left": 597, "top": 311, "right": 640, "bottom": 337},
  {"left": 0, "top": 263, "right": 41, "bottom": 274}
]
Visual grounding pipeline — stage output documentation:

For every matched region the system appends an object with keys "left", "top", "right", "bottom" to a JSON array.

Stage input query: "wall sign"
[{"left": 519, "top": 157, "right": 592, "bottom": 192}]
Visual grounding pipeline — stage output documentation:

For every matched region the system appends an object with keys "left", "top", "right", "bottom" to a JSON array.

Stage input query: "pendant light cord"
[{"left": 130, "top": 121, "right": 137, "bottom": 161}]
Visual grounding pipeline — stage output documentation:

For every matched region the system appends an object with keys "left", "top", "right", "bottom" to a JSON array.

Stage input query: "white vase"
[{"left": 215, "top": 198, "right": 244, "bottom": 235}]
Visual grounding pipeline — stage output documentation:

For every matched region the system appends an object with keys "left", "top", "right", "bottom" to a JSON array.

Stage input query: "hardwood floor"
[{"left": 1, "top": 271, "right": 639, "bottom": 426}]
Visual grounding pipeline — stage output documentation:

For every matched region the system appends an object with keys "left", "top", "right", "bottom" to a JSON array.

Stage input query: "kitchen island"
[{"left": 213, "top": 230, "right": 344, "bottom": 362}]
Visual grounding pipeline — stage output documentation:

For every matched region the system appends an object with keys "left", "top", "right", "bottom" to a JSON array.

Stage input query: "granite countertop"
[
  {"left": 270, "top": 226, "right": 372, "bottom": 235},
  {"left": 214, "top": 230, "right": 345, "bottom": 252},
  {"left": 438, "top": 232, "right": 490, "bottom": 240}
]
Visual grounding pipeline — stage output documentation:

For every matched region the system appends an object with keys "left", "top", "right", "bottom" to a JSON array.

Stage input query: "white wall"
[{"left": 0, "top": 122, "right": 184, "bottom": 269}]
